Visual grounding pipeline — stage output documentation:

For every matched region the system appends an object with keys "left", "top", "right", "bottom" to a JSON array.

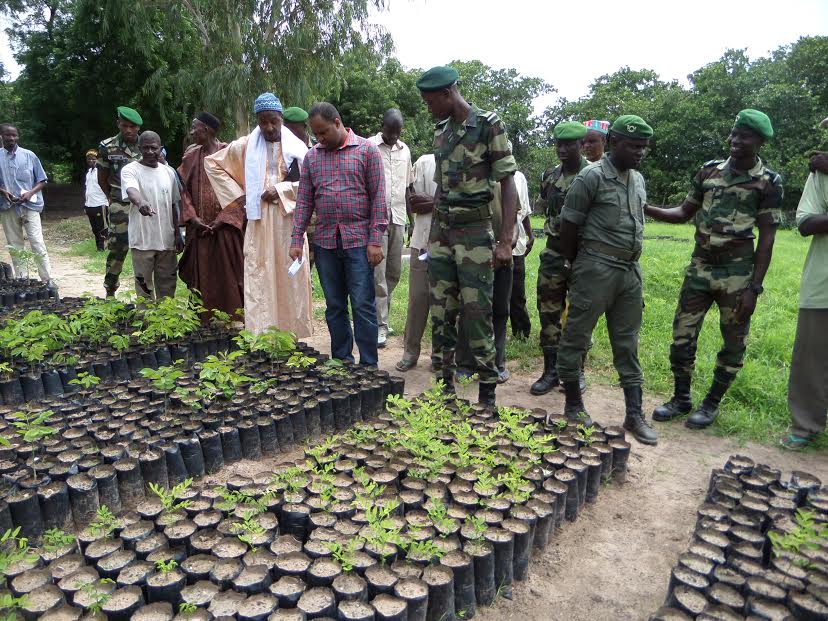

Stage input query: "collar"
[
  {"left": 436, "top": 104, "right": 481, "bottom": 134},
  {"left": 718, "top": 156, "right": 764, "bottom": 179},
  {"left": 3, "top": 146, "right": 17, "bottom": 156},
  {"left": 601, "top": 153, "right": 622, "bottom": 180},
  {"left": 373, "top": 133, "right": 404, "bottom": 150},
  {"left": 338, "top": 128, "right": 359, "bottom": 150}
]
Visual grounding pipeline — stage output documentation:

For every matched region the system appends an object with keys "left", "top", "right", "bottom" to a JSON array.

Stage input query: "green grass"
[
  {"left": 70, "top": 219, "right": 817, "bottom": 448},
  {"left": 68, "top": 238, "right": 134, "bottom": 278}
]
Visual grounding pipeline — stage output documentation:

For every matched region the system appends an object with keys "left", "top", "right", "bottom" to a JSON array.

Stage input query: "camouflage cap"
[
  {"left": 283, "top": 107, "right": 309, "bottom": 123},
  {"left": 116, "top": 106, "right": 143, "bottom": 126},
  {"left": 554, "top": 121, "right": 588, "bottom": 141},
  {"left": 416, "top": 66, "right": 459, "bottom": 92},
  {"left": 733, "top": 109, "right": 773, "bottom": 140},
  {"left": 610, "top": 115, "right": 653, "bottom": 139}
]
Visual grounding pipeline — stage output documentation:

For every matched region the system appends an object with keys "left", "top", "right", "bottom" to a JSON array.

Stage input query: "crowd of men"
[{"left": 3, "top": 63, "right": 828, "bottom": 449}]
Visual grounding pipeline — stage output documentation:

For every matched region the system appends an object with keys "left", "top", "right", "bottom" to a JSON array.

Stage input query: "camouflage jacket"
[
  {"left": 97, "top": 134, "right": 141, "bottom": 203},
  {"left": 687, "top": 157, "right": 783, "bottom": 251},
  {"left": 433, "top": 105, "right": 517, "bottom": 216},
  {"left": 540, "top": 156, "right": 590, "bottom": 239}
]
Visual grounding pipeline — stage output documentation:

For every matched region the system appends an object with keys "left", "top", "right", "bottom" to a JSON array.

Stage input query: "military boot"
[
  {"left": 530, "top": 348, "right": 559, "bottom": 395},
  {"left": 686, "top": 379, "right": 729, "bottom": 430},
  {"left": 562, "top": 380, "right": 592, "bottom": 426},
  {"left": 478, "top": 382, "right": 497, "bottom": 408},
  {"left": 440, "top": 373, "right": 455, "bottom": 396},
  {"left": 652, "top": 375, "right": 693, "bottom": 422},
  {"left": 622, "top": 386, "right": 658, "bottom": 445}
]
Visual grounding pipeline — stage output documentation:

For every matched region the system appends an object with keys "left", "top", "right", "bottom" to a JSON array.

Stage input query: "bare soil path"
[{"left": 17, "top": 216, "right": 828, "bottom": 620}]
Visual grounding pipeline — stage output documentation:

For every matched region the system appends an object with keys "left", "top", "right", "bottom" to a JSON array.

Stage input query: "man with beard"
[
  {"left": 556, "top": 115, "right": 658, "bottom": 446},
  {"left": 205, "top": 93, "right": 312, "bottom": 336},
  {"left": 178, "top": 112, "right": 244, "bottom": 317}
]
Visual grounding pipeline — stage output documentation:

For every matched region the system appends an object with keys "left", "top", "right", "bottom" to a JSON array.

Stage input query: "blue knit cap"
[{"left": 254, "top": 92, "right": 283, "bottom": 115}]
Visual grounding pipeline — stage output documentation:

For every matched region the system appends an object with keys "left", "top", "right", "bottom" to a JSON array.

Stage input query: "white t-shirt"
[
  {"left": 513, "top": 171, "right": 533, "bottom": 256},
  {"left": 84, "top": 167, "right": 108, "bottom": 207},
  {"left": 121, "top": 161, "right": 179, "bottom": 251},
  {"left": 409, "top": 154, "right": 437, "bottom": 251}
]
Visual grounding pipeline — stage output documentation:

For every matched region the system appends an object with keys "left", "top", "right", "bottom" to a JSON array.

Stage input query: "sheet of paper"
[{"left": 288, "top": 257, "right": 304, "bottom": 277}]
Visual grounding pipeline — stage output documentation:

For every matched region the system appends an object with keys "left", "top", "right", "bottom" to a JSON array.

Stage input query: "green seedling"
[
  {"left": 108, "top": 333, "right": 130, "bottom": 354},
  {"left": 89, "top": 505, "right": 121, "bottom": 538},
  {"left": 80, "top": 578, "right": 115, "bottom": 614},
  {"left": 179, "top": 602, "right": 198, "bottom": 614},
  {"left": 0, "top": 592, "right": 28, "bottom": 621},
  {"left": 769, "top": 508, "right": 828, "bottom": 561},
  {"left": 0, "top": 527, "right": 36, "bottom": 587},
  {"left": 327, "top": 539, "right": 360, "bottom": 573},
  {"left": 7, "top": 246, "right": 36, "bottom": 279},
  {"left": 198, "top": 350, "right": 254, "bottom": 399},
  {"left": 148, "top": 478, "right": 193, "bottom": 514},
  {"left": 286, "top": 351, "right": 316, "bottom": 369},
  {"left": 140, "top": 361, "right": 185, "bottom": 414},
  {"left": 155, "top": 559, "right": 178, "bottom": 573},
  {"left": 69, "top": 372, "right": 100, "bottom": 398},
  {"left": 403, "top": 538, "right": 444, "bottom": 562},
  {"left": 321, "top": 358, "right": 349, "bottom": 378},
  {"left": 43, "top": 528, "right": 76, "bottom": 553},
  {"left": 577, "top": 423, "right": 596, "bottom": 445},
  {"left": 11, "top": 409, "right": 57, "bottom": 476},
  {"left": 464, "top": 515, "right": 488, "bottom": 542},
  {"left": 233, "top": 509, "right": 266, "bottom": 552}
]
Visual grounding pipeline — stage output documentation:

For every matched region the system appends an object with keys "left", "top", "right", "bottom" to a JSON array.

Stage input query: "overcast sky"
[{"left": 3, "top": 0, "right": 828, "bottom": 106}]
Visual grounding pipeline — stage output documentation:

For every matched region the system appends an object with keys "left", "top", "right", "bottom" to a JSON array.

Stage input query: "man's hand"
[
  {"left": 289, "top": 246, "right": 304, "bottom": 262},
  {"left": 17, "top": 190, "right": 32, "bottom": 204},
  {"left": 525, "top": 235, "right": 534, "bottom": 254},
  {"left": 494, "top": 241, "right": 513, "bottom": 269},
  {"left": 809, "top": 152, "right": 828, "bottom": 175},
  {"left": 138, "top": 201, "right": 155, "bottom": 216},
  {"left": 410, "top": 192, "right": 434, "bottom": 215},
  {"left": 367, "top": 244, "right": 384, "bottom": 267},
  {"left": 733, "top": 289, "right": 758, "bottom": 324},
  {"left": 261, "top": 188, "right": 279, "bottom": 203},
  {"left": 175, "top": 233, "right": 184, "bottom": 253}
]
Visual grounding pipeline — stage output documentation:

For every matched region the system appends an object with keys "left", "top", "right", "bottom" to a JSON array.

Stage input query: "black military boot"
[
  {"left": 562, "top": 380, "right": 592, "bottom": 426},
  {"left": 478, "top": 382, "right": 496, "bottom": 408},
  {"left": 530, "top": 348, "right": 559, "bottom": 395},
  {"left": 622, "top": 386, "right": 658, "bottom": 445},
  {"left": 686, "top": 379, "right": 729, "bottom": 430},
  {"left": 652, "top": 375, "right": 693, "bottom": 422}
]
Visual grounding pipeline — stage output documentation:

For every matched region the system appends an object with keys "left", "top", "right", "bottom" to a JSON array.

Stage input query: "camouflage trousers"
[
  {"left": 429, "top": 220, "right": 497, "bottom": 385},
  {"left": 537, "top": 244, "right": 570, "bottom": 350},
  {"left": 669, "top": 257, "right": 753, "bottom": 388},
  {"left": 104, "top": 201, "right": 130, "bottom": 293}
]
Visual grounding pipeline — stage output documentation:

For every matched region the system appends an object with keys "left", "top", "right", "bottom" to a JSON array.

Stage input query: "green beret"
[
  {"left": 610, "top": 115, "right": 653, "bottom": 139},
  {"left": 733, "top": 108, "right": 773, "bottom": 140},
  {"left": 283, "top": 107, "right": 309, "bottom": 123},
  {"left": 416, "top": 66, "right": 459, "bottom": 92},
  {"left": 116, "top": 106, "right": 143, "bottom": 126},
  {"left": 554, "top": 121, "right": 588, "bottom": 141}
]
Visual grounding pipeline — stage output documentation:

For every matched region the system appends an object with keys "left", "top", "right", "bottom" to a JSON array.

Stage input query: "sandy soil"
[{"left": 13, "top": 217, "right": 828, "bottom": 621}]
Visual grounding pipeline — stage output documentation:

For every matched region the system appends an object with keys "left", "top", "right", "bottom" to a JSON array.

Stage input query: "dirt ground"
[{"left": 7, "top": 216, "right": 828, "bottom": 621}]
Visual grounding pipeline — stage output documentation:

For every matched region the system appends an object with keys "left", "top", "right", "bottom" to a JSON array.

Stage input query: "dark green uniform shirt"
[
  {"left": 561, "top": 154, "right": 646, "bottom": 267},
  {"left": 686, "top": 157, "right": 783, "bottom": 251},
  {"left": 433, "top": 105, "right": 517, "bottom": 218},
  {"left": 540, "top": 157, "right": 590, "bottom": 239},
  {"left": 97, "top": 134, "right": 141, "bottom": 203}
]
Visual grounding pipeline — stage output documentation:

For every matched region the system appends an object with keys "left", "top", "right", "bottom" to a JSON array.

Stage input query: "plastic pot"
[
  {"left": 422, "top": 564, "right": 454, "bottom": 621},
  {"left": 338, "top": 599, "right": 376, "bottom": 621},
  {"left": 114, "top": 458, "right": 146, "bottom": 509},
  {"left": 364, "top": 565, "right": 399, "bottom": 599},
  {"left": 440, "top": 549, "right": 475, "bottom": 619},
  {"left": 146, "top": 568, "right": 186, "bottom": 605},
  {"left": 199, "top": 430, "right": 225, "bottom": 474},
  {"left": 305, "top": 400, "right": 322, "bottom": 442},
  {"left": 392, "top": 578, "right": 428, "bottom": 621},
  {"left": 332, "top": 572, "right": 368, "bottom": 602},
  {"left": 37, "top": 480, "right": 74, "bottom": 532},
  {"left": 41, "top": 369, "right": 64, "bottom": 396},
  {"left": 20, "top": 373, "right": 45, "bottom": 401},
  {"left": 66, "top": 472, "right": 100, "bottom": 528},
  {"left": 553, "top": 468, "right": 579, "bottom": 522},
  {"left": 257, "top": 417, "right": 280, "bottom": 457},
  {"left": 297, "top": 586, "right": 336, "bottom": 619},
  {"left": 269, "top": 575, "right": 308, "bottom": 608},
  {"left": 609, "top": 439, "right": 631, "bottom": 483},
  {"left": 238, "top": 421, "right": 263, "bottom": 461},
  {"left": 331, "top": 392, "right": 351, "bottom": 432},
  {"left": 160, "top": 442, "right": 188, "bottom": 487},
  {"left": 289, "top": 405, "right": 309, "bottom": 443},
  {"left": 502, "top": 517, "right": 531, "bottom": 582},
  {"left": 207, "top": 589, "right": 247, "bottom": 618},
  {"left": 0, "top": 376, "right": 24, "bottom": 405},
  {"left": 233, "top": 563, "right": 273, "bottom": 595},
  {"left": 177, "top": 436, "right": 206, "bottom": 478},
  {"left": 88, "top": 464, "right": 122, "bottom": 516},
  {"left": 484, "top": 527, "right": 514, "bottom": 600},
  {"left": 237, "top": 592, "right": 278, "bottom": 621},
  {"left": 371, "top": 593, "right": 408, "bottom": 621},
  {"left": 139, "top": 448, "right": 169, "bottom": 490},
  {"left": 274, "top": 415, "right": 295, "bottom": 450},
  {"left": 318, "top": 396, "right": 335, "bottom": 435},
  {"left": 582, "top": 456, "right": 603, "bottom": 504}
]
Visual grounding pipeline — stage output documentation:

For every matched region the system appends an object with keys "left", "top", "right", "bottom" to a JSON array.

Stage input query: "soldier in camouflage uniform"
[
  {"left": 531, "top": 121, "right": 590, "bottom": 396},
  {"left": 416, "top": 65, "right": 518, "bottom": 407},
  {"left": 557, "top": 115, "right": 658, "bottom": 445},
  {"left": 97, "top": 106, "right": 142, "bottom": 296},
  {"left": 646, "top": 109, "right": 782, "bottom": 430}
]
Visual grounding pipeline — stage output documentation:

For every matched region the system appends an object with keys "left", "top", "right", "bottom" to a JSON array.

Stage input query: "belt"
[
  {"left": 692, "top": 242, "right": 754, "bottom": 265},
  {"left": 545, "top": 236, "right": 562, "bottom": 252},
  {"left": 582, "top": 239, "right": 641, "bottom": 262},
  {"left": 435, "top": 205, "right": 492, "bottom": 225}
]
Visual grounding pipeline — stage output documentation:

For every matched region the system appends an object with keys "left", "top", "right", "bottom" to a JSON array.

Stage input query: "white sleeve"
[
  {"left": 516, "top": 173, "right": 532, "bottom": 220},
  {"left": 120, "top": 164, "right": 139, "bottom": 201}
]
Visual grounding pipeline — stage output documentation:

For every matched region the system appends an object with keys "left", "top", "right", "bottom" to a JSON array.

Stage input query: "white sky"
[{"left": 3, "top": 0, "right": 828, "bottom": 108}]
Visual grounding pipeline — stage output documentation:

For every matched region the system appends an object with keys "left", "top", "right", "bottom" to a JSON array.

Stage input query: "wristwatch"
[{"left": 748, "top": 282, "right": 764, "bottom": 295}]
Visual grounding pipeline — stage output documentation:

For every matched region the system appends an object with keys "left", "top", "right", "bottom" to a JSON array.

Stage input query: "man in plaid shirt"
[{"left": 291, "top": 102, "right": 388, "bottom": 366}]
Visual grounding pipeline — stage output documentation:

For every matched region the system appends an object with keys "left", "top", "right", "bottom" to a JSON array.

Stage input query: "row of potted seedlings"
[
  {"left": 0, "top": 347, "right": 405, "bottom": 542},
  {"left": 0, "top": 277, "right": 59, "bottom": 311},
  {"left": 651, "top": 454, "right": 828, "bottom": 621},
  {"left": 0, "top": 385, "right": 633, "bottom": 620},
  {"left": 0, "top": 293, "right": 237, "bottom": 404}
]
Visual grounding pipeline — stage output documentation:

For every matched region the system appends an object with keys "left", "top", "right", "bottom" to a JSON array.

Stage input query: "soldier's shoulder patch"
[{"left": 762, "top": 166, "right": 783, "bottom": 187}]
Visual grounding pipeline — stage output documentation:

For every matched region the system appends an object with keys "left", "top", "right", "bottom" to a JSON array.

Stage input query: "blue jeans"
[{"left": 313, "top": 242, "right": 378, "bottom": 366}]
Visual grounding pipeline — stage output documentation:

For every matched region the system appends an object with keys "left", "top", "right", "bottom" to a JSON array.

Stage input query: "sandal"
[
  {"left": 780, "top": 433, "right": 812, "bottom": 451},
  {"left": 395, "top": 359, "right": 417, "bottom": 372}
]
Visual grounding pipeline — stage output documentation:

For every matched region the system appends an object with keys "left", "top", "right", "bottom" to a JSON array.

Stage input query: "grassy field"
[{"left": 67, "top": 216, "right": 818, "bottom": 448}]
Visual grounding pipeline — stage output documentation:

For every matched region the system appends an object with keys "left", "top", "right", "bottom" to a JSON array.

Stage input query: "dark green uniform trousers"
[{"left": 104, "top": 201, "right": 130, "bottom": 293}]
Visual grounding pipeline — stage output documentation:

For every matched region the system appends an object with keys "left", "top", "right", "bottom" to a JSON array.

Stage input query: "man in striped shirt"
[{"left": 291, "top": 102, "right": 388, "bottom": 366}]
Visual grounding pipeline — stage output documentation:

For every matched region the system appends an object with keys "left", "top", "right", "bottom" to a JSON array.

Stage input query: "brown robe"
[{"left": 177, "top": 142, "right": 245, "bottom": 317}]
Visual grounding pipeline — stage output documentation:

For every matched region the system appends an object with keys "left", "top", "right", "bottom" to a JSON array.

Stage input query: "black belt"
[
  {"left": 692, "top": 242, "right": 754, "bottom": 265},
  {"left": 435, "top": 205, "right": 492, "bottom": 225},
  {"left": 582, "top": 239, "right": 641, "bottom": 262}
]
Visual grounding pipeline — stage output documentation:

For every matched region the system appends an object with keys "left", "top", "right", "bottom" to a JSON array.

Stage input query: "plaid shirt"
[{"left": 292, "top": 129, "right": 388, "bottom": 250}]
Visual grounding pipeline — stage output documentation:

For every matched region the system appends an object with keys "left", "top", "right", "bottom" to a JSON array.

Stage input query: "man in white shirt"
[
  {"left": 84, "top": 149, "right": 109, "bottom": 251},
  {"left": 121, "top": 131, "right": 182, "bottom": 300},
  {"left": 369, "top": 109, "right": 414, "bottom": 347},
  {"left": 510, "top": 171, "right": 534, "bottom": 339},
  {"left": 396, "top": 153, "right": 436, "bottom": 372}
]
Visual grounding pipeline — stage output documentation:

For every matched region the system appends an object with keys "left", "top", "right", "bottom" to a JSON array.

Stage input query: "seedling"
[
  {"left": 43, "top": 528, "right": 76, "bottom": 553},
  {"left": 155, "top": 559, "right": 178, "bottom": 573},
  {"left": 80, "top": 578, "right": 115, "bottom": 614},
  {"left": 321, "top": 358, "right": 350, "bottom": 378},
  {"left": 140, "top": 361, "right": 185, "bottom": 413},
  {"left": 769, "top": 509, "right": 828, "bottom": 560},
  {"left": 148, "top": 478, "right": 193, "bottom": 514},
  {"left": 0, "top": 362, "right": 13, "bottom": 380},
  {"left": 11, "top": 409, "right": 56, "bottom": 476},
  {"left": 403, "top": 538, "right": 444, "bottom": 563},
  {"left": 233, "top": 509, "right": 266, "bottom": 552},
  {"left": 577, "top": 424, "right": 596, "bottom": 446},
  {"left": 107, "top": 334, "right": 130, "bottom": 354},
  {"left": 327, "top": 539, "right": 360, "bottom": 573},
  {"left": 464, "top": 515, "right": 488, "bottom": 542},
  {"left": 7, "top": 246, "right": 36, "bottom": 280},
  {"left": 286, "top": 351, "right": 316, "bottom": 369},
  {"left": 0, "top": 527, "right": 36, "bottom": 587},
  {"left": 0, "top": 592, "right": 27, "bottom": 620},
  {"left": 89, "top": 505, "right": 121, "bottom": 538},
  {"left": 69, "top": 372, "right": 100, "bottom": 398},
  {"left": 179, "top": 602, "right": 198, "bottom": 615},
  {"left": 198, "top": 351, "right": 253, "bottom": 399}
]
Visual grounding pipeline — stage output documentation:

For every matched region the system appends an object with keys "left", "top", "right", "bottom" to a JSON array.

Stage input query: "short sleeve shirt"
[
  {"left": 541, "top": 157, "right": 590, "bottom": 239},
  {"left": 368, "top": 134, "right": 414, "bottom": 226},
  {"left": 561, "top": 154, "right": 646, "bottom": 266},
  {"left": 0, "top": 146, "right": 48, "bottom": 212},
  {"left": 686, "top": 157, "right": 783, "bottom": 251},
  {"left": 795, "top": 172, "right": 828, "bottom": 309},
  {"left": 410, "top": 154, "right": 437, "bottom": 251},
  {"left": 433, "top": 105, "right": 517, "bottom": 213},
  {"left": 97, "top": 134, "right": 141, "bottom": 203}
]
